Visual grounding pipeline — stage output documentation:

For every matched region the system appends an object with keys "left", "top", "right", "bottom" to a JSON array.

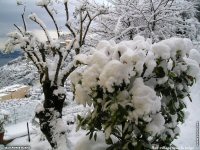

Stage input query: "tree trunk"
[
  {"left": 36, "top": 81, "right": 69, "bottom": 150},
  {"left": 0, "top": 132, "right": 4, "bottom": 144}
]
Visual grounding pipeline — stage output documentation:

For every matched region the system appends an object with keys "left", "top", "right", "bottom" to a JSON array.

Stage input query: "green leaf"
[
  {"left": 135, "top": 141, "right": 143, "bottom": 150},
  {"left": 105, "top": 137, "right": 113, "bottom": 145},
  {"left": 86, "top": 131, "right": 90, "bottom": 136},
  {"left": 89, "top": 132, "right": 93, "bottom": 140},
  {"left": 94, "top": 132, "right": 97, "bottom": 141},
  {"left": 154, "top": 66, "right": 165, "bottom": 78},
  {"left": 77, "top": 115, "right": 82, "bottom": 122},
  {"left": 187, "top": 94, "right": 192, "bottom": 102},
  {"left": 169, "top": 71, "right": 177, "bottom": 78}
]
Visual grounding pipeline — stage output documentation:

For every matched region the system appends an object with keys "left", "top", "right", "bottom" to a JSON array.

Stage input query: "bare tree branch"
[
  {"left": 54, "top": 51, "right": 63, "bottom": 85},
  {"left": 13, "top": 24, "right": 24, "bottom": 35},
  {"left": 61, "top": 63, "right": 76, "bottom": 85},
  {"left": 29, "top": 13, "right": 52, "bottom": 43},
  {"left": 64, "top": 1, "right": 69, "bottom": 21},
  {"left": 64, "top": 1, "right": 76, "bottom": 38},
  {"left": 79, "top": 10, "right": 83, "bottom": 46},
  {"left": 44, "top": 5, "right": 60, "bottom": 38},
  {"left": 22, "top": 5, "right": 27, "bottom": 32}
]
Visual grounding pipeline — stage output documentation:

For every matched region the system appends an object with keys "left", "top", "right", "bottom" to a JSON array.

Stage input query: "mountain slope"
[{"left": 0, "top": 56, "right": 38, "bottom": 88}]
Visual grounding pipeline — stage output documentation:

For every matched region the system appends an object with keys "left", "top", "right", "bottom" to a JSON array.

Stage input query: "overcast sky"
[
  {"left": 0, "top": 0, "right": 105, "bottom": 50},
  {"left": 0, "top": 0, "right": 70, "bottom": 49}
]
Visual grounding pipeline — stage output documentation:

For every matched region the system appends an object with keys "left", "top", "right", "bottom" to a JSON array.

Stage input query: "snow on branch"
[
  {"left": 94, "top": 0, "right": 199, "bottom": 42},
  {"left": 64, "top": 0, "right": 108, "bottom": 50},
  {"left": 4, "top": 0, "right": 109, "bottom": 88},
  {"left": 28, "top": 13, "right": 52, "bottom": 43},
  {"left": 36, "top": 0, "right": 51, "bottom": 6},
  {"left": 43, "top": 5, "right": 60, "bottom": 38},
  {"left": 36, "top": 0, "right": 60, "bottom": 37}
]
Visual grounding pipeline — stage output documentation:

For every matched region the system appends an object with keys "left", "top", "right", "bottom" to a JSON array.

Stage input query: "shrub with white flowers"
[{"left": 70, "top": 36, "right": 200, "bottom": 149}]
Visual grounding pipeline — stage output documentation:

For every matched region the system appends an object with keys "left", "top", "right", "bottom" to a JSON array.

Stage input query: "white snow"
[
  {"left": 99, "top": 60, "right": 132, "bottom": 92},
  {"left": 128, "top": 78, "right": 161, "bottom": 124},
  {"left": 173, "top": 79, "right": 200, "bottom": 149},
  {"left": 145, "top": 113, "right": 165, "bottom": 136},
  {"left": 4, "top": 121, "right": 35, "bottom": 140},
  {"left": 74, "top": 54, "right": 88, "bottom": 65},
  {"left": 53, "top": 86, "right": 66, "bottom": 96},
  {"left": 189, "top": 49, "right": 200, "bottom": 64},
  {"left": 82, "top": 65, "right": 101, "bottom": 94},
  {"left": 0, "top": 84, "right": 28, "bottom": 93},
  {"left": 36, "top": 0, "right": 50, "bottom": 6},
  {"left": 87, "top": 51, "right": 109, "bottom": 67},
  {"left": 184, "top": 58, "right": 200, "bottom": 78},
  {"left": 152, "top": 42, "right": 171, "bottom": 59},
  {"left": 74, "top": 84, "right": 91, "bottom": 107},
  {"left": 35, "top": 103, "right": 44, "bottom": 114}
]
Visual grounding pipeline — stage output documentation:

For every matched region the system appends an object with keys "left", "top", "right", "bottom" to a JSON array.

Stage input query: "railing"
[{"left": 0, "top": 99, "right": 39, "bottom": 125}]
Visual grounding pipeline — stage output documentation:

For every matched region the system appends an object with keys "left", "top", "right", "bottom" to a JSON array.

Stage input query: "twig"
[{"left": 44, "top": 5, "right": 60, "bottom": 38}]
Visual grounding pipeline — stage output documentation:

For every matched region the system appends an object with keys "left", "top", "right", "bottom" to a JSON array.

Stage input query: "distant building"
[{"left": 0, "top": 84, "right": 29, "bottom": 101}]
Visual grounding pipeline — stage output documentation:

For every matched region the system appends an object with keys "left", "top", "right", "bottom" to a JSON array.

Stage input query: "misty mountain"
[{"left": 0, "top": 51, "right": 22, "bottom": 58}]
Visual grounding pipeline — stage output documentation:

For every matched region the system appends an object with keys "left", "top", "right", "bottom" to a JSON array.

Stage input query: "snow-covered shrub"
[
  {"left": 70, "top": 36, "right": 200, "bottom": 149},
  {"left": 0, "top": 110, "right": 9, "bottom": 133}
]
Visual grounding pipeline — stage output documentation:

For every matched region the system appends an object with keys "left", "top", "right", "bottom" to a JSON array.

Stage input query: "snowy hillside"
[
  {"left": 0, "top": 51, "right": 22, "bottom": 67},
  {"left": 0, "top": 56, "right": 38, "bottom": 88}
]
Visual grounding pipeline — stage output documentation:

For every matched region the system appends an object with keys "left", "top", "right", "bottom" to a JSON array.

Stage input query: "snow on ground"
[
  {"left": 4, "top": 121, "right": 51, "bottom": 150},
  {"left": 4, "top": 121, "right": 35, "bottom": 140},
  {"left": 0, "top": 99, "right": 39, "bottom": 124},
  {"left": 173, "top": 79, "right": 200, "bottom": 150}
]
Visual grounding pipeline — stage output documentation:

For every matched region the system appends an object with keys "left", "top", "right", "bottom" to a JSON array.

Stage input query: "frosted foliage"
[
  {"left": 96, "top": 40, "right": 113, "bottom": 51},
  {"left": 36, "top": 0, "right": 51, "bottom": 6},
  {"left": 129, "top": 78, "right": 161, "bottom": 123},
  {"left": 82, "top": 65, "right": 101, "bottom": 94},
  {"left": 71, "top": 36, "right": 200, "bottom": 109},
  {"left": 93, "top": 0, "right": 198, "bottom": 43},
  {"left": 189, "top": 49, "right": 200, "bottom": 64},
  {"left": 184, "top": 58, "right": 200, "bottom": 78},
  {"left": 165, "top": 114, "right": 178, "bottom": 128},
  {"left": 87, "top": 51, "right": 109, "bottom": 67},
  {"left": 35, "top": 103, "right": 44, "bottom": 114},
  {"left": 75, "top": 84, "right": 91, "bottom": 107},
  {"left": 71, "top": 36, "right": 200, "bottom": 148},
  {"left": 153, "top": 38, "right": 192, "bottom": 60},
  {"left": 17, "top": 0, "right": 23, "bottom": 5},
  {"left": 152, "top": 43, "right": 171, "bottom": 59},
  {"left": 145, "top": 113, "right": 165, "bottom": 136},
  {"left": 69, "top": 70, "right": 82, "bottom": 85},
  {"left": 63, "top": 0, "right": 68, "bottom": 3},
  {"left": 99, "top": 60, "right": 132, "bottom": 92},
  {"left": 144, "top": 51, "right": 157, "bottom": 76},
  {"left": 161, "top": 38, "right": 183, "bottom": 53},
  {"left": 75, "top": 54, "right": 88, "bottom": 65}
]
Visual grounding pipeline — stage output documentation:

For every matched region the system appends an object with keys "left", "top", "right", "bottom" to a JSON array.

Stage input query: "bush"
[
  {"left": 70, "top": 36, "right": 200, "bottom": 149},
  {"left": 0, "top": 110, "right": 9, "bottom": 133}
]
